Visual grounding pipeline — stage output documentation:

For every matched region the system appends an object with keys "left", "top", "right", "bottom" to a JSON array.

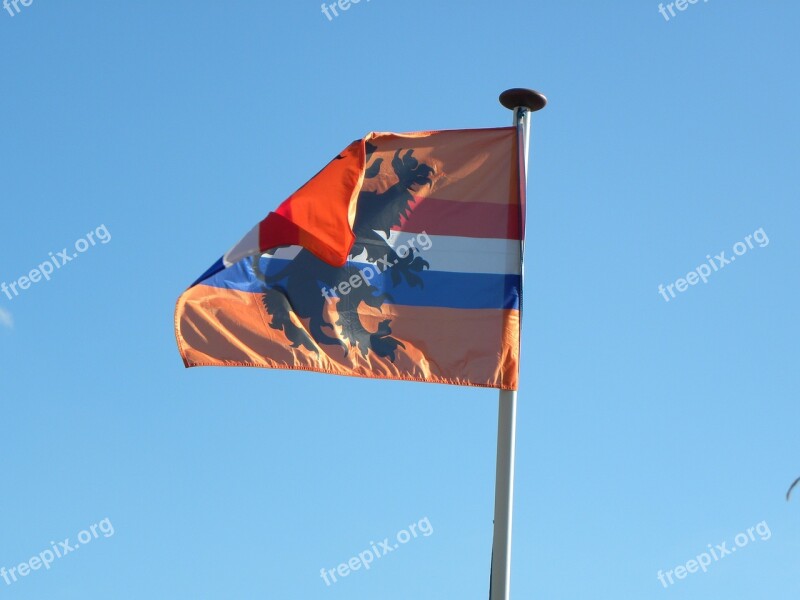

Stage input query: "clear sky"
[{"left": 1, "top": 1, "right": 798, "bottom": 598}]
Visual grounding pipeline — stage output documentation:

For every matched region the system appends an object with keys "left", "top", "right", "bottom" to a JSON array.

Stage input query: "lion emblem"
[{"left": 251, "top": 143, "right": 435, "bottom": 362}]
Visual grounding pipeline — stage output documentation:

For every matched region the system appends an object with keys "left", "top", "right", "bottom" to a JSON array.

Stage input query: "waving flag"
[{"left": 175, "top": 127, "right": 524, "bottom": 389}]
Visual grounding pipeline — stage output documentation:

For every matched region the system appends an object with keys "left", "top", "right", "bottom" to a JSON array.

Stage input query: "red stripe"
[{"left": 393, "top": 196, "right": 521, "bottom": 240}]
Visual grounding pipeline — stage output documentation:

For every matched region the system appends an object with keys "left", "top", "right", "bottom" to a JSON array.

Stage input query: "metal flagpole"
[{"left": 490, "top": 88, "right": 547, "bottom": 600}]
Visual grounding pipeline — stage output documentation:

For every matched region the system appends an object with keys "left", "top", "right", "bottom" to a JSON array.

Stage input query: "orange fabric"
[
  {"left": 260, "top": 139, "right": 365, "bottom": 266},
  {"left": 364, "top": 128, "right": 518, "bottom": 206},
  {"left": 176, "top": 287, "right": 519, "bottom": 390}
]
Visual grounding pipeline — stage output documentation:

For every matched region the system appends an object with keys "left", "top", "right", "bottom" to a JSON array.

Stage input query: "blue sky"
[{"left": 1, "top": 1, "right": 798, "bottom": 598}]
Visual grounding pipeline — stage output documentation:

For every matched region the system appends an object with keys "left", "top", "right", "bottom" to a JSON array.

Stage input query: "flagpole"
[{"left": 491, "top": 88, "right": 547, "bottom": 600}]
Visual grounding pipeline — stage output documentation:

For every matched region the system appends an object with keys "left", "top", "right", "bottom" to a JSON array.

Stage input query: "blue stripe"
[
  {"left": 199, "top": 257, "right": 520, "bottom": 310},
  {"left": 191, "top": 257, "right": 225, "bottom": 287}
]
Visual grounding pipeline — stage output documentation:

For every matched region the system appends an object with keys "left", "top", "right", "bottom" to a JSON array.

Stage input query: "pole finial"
[{"left": 499, "top": 88, "right": 547, "bottom": 112}]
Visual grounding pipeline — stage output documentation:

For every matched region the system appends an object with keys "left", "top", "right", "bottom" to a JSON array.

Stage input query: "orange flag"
[{"left": 176, "top": 128, "right": 523, "bottom": 389}]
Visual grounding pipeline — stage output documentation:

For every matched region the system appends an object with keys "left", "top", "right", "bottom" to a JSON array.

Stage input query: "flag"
[{"left": 175, "top": 127, "right": 524, "bottom": 389}]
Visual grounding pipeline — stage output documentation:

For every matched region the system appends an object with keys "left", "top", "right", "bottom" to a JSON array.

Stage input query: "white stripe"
[
  {"left": 223, "top": 224, "right": 260, "bottom": 267},
  {"left": 261, "top": 233, "right": 520, "bottom": 275}
]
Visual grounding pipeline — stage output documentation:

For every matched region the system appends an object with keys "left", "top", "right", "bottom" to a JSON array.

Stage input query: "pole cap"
[{"left": 499, "top": 88, "right": 547, "bottom": 112}]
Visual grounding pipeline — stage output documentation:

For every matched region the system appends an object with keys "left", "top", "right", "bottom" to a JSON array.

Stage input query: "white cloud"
[{"left": 0, "top": 307, "right": 13, "bottom": 329}]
